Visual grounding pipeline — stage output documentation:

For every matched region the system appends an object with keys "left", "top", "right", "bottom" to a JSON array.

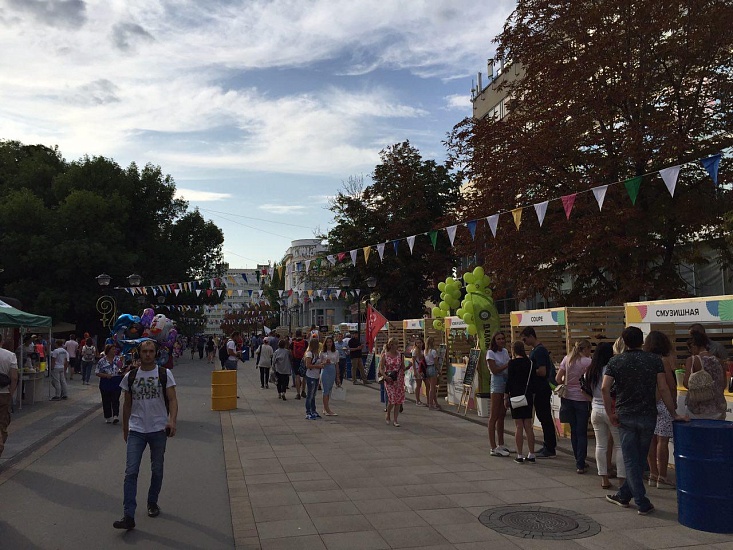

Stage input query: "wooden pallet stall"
[
  {"left": 387, "top": 321, "right": 405, "bottom": 351},
  {"left": 423, "top": 318, "right": 445, "bottom": 347},
  {"left": 625, "top": 296, "right": 733, "bottom": 365},
  {"left": 402, "top": 319, "right": 426, "bottom": 353},
  {"left": 564, "top": 307, "right": 626, "bottom": 354},
  {"left": 510, "top": 308, "right": 568, "bottom": 361}
]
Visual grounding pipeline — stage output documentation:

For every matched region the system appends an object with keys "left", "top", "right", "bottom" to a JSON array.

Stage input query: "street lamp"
[
  {"left": 96, "top": 273, "right": 144, "bottom": 328},
  {"left": 157, "top": 295, "right": 166, "bottom": 304}
]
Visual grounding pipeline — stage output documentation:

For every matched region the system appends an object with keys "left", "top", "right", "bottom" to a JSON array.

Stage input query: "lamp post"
[
  {"left": 340, "top": 276, "right": 377, "bottom": 341},
  {"left": 96, "top": 273, "right": 142, "bottom": 328}
]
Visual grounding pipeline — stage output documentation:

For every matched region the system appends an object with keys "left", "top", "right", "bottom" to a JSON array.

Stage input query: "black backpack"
[
  {"left": 127, "top": 366, "right": 169, "bottom": 413},
  {"left": 219, "top": 343, "right": 230, "bottom": 364}
]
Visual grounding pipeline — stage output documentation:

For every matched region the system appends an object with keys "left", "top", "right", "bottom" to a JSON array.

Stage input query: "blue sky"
[{"left": 0, "top": 0, "right": 515, "bottom": 268}]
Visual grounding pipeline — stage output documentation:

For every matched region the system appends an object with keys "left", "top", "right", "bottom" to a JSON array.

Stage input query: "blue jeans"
[
  {"left": 124, "top": 430, "right": 167, "bottom": 518},
  {"left": 82, "top": 361, "right": 94, "bottom": 383},
  {"left": 305, "top": 377, "right": 318, "bottom": 415},
  {"left": 616, "top": 414, "right": 656, "bottom": 510},
  {"left": 562, "top": 399, "right": 590, "bottom": 470}
]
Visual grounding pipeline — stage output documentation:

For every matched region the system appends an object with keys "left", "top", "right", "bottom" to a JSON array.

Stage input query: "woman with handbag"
[
  {"left": 556, "top": 339, "right": 592, "bottom": 474},
  {"left": 256, "top": 339, "right": 274, "bottom": 389},
  {"left": 272, "top": 339, "right": 292, "bottom": 400},
  {"left": 504, "top": 341, "right": 535, "bottom": 463},
  {"left": 319, "top": 336, "right": 340, "bottom": 416},
  {"left": 380, "top": 338, "right": 405, "bottom": 427}
]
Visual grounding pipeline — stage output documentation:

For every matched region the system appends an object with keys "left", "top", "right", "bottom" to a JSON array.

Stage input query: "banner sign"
[
  {"left": 511, "top": 308, "right": 566, "bottom": 327},
  {"left": 626, "top": 296, "right": 733, "bottom": 324}
]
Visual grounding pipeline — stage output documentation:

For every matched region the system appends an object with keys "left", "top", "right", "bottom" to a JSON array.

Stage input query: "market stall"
[{"left": 0, "top": 299, "right": 53, "bottom": 409}]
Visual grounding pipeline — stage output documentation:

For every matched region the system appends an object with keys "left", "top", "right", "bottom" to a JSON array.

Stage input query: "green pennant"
[
  {"left": 624, "top": 176, "right": 642, "bottom": 205},
  {"left": 428, "top": 230, "right": 438, "bottom": 249},
  {"left": 314, "top": 258, "right": 321, "bottom": 270}
]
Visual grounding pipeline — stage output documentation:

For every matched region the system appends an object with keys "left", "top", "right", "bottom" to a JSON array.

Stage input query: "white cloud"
[
  {"left": 174, "top": 188, "right": 232, "bottom": 201},
  {"left": 258, "top": 204, "right": 307, "bottom": 214},
  {"left": 444, "top": 93, "right": 472, "bottom": 111}
]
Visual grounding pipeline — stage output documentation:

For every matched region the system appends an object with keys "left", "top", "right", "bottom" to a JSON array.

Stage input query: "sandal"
[
  {"left": 601, "top": 483, "right": 612, "bottom": 489},
  {"left": 393, "top": 422, "right": 400, "bottom": 427},
  {"left": 647, "top": 475, "right": 658, "bottom": 487}
]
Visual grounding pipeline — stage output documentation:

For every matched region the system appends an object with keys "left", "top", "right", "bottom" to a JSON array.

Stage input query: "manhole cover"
[{"left": 478, "top": 505, "right": 601, "bottom": 540}]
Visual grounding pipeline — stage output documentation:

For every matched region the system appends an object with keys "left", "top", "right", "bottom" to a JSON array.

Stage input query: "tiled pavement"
[{"left": 222, "top": 363, "right": 733, "bottom": 550}]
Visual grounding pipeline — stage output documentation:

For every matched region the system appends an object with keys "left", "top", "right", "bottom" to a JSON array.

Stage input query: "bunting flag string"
[
  {"left": 487, "top": 214, "right": 499, "bottom": 238},
  {"left": 466, "top": 220, "right": 477, "bottom": 240},
  {"left": 377, "top": 243, "right": 385, "bottom": 262},
  {"left": 534, "top": 201, "right": 548, "bottom": 227},
  {"left": 561, "top": 193, "right": 577, "bottom": 220},
  {"left": 511, "top": 208, "right": 522, "bottom": 230},
  {"left": 592, "top": 185, "right": 608, "bottom": 211},
  {"left": 406, "top": 235, "right": 416, "bottom": 254},
  {"left": 428, "top": 230, "right": 438, "bottom": 250},
  {"left": 659, "top": 166, "right": 681, "bottom": 197},
  {"left": 446, "top": 225, "right": 458, "bottom": 246}
]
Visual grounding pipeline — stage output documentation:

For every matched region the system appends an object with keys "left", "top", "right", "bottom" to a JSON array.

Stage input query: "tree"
[
  {"left": 326, "top": 142, "right": 463, "bottom": 319},
  {"left": 0, "top": 141, "right": 225, "bottom": 332},
  {"left": 447, "top": 0, "right": 733, "bottom": 305}
]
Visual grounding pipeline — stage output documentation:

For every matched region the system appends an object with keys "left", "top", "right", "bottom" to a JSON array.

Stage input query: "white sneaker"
[
  {"left": 105, "top": 418, "right": 112, "bottom": 424},
  {"left": 500, "top": 445, "right": 513, "bottom": 455},
  {"left": 495, "top": 446, "right": 511, "bottom": 457}
]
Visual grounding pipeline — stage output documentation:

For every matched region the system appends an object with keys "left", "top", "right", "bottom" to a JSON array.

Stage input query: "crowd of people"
[{"left": 486, "top": 322, "right": 729, "bottom": 516}]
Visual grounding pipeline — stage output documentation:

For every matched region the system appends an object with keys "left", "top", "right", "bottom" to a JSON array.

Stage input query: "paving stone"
[
  {"left": 377, "top": 525, "right": 451, "bottom": 548},
  {"left": 321, "top": 530, "right": 390, "bottom": 550},
  {"left": 256, "top": 518, "right": 318, "bottom": 540},
  {"left": 312, "top": 514, "right": 373, "bottom": 534}
]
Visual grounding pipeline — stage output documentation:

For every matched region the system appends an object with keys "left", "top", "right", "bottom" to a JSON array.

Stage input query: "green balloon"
[
  {"left": 467, "top": 324, "right": 477, "bottom": 335},
  {"left": 473, "top": 266, "right": 485, "bottom": 279},
  {"left": 456, "top": 308, "right": 465, "bottom": 317},
  {"left": 463, "top": 272, "right": 474, "bottom": 284},
  {"left": 464, "top": 312, "right": 474, "bottom": 324},
  {"left": 482, "top": 275, "right": 491, "bottom": 287},
  {"left": 446, "top": 277, "right": 454, "bottom": 284},
  {"left": 432, "top": 307, "right": 443, "bottom": 318},
  {"left": 466, "top": 283, "right": 477, "bottom": 293},
  {"left": 433, "top": 320, "right": 444, "bottom": 330},
  {"left": 439, "top": 301, "right": 448, "bottom": 311},
  {"left": 438, "top": 282, "right": 446, "bottom": 291}
]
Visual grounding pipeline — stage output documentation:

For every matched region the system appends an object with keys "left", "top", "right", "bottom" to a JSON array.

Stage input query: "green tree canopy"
[
  {"left": 448, "top": 0, "right": 733, "bottom": 304},
  {"left": 0, "top": 140, "right": 225, "bottom": 332},
  {"left": 326, "top": 142, "right": 462, "bottom": 320}
]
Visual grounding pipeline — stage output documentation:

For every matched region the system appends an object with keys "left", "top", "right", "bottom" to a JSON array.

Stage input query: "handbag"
[
  {"left": 579, "top": 372, "right": 593, "bottom": 399},
  {"left": 269, "top": 369, "right": 277, "bottom": 384},
  {"left": 553, "top": 384, "right": 568, "bottom": 398},
  {"left": 332, "top": 385, "right": 346, "bottom": 401},
  {"left": 298, "top": 359, "right": 307, "bottom": 377},
  {"left": 510, "top": 360, "right": 533, "bottom": 409},
  {"left": 387, "top": 370, "right": 398, "bottom": 381}
]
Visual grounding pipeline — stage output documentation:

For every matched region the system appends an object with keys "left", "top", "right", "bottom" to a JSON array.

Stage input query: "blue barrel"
[{"left": 673, "top": 419, "right": 733, "bottom": 533}]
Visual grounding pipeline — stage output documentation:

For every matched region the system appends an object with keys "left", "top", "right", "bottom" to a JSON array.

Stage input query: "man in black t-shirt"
[
  {"left": 602, "top": 326, "right": 684, "bottom": 515},
  {"left": 348, "top": 335, "right": 367, "bottom": 384},
  {"left": 520, "top": 327, "right": 556, "bottom": 458}
]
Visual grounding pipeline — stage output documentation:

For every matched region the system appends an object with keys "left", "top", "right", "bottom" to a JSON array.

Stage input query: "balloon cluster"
[
  {"left": 431, "top": 266, "right": 499, "bottom": 337},
  {"left": 108, "top": 307, "right": 178, "bottom": 367},
  {"left": 432, "top": 277, "right": 462, "bottom": 331}
]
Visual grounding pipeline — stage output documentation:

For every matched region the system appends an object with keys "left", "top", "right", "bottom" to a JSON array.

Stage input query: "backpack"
[
  {"left": 82, "top": 345, "right": 95, "bottom": 362},
  {"left": 219, "top": 343, "right": 230, "bottom": 364},
  {"left": 128, "top": 366, "right": 169, "bottom": 413},
  {"left": 291, "top": 339, "right": 307, "bottom": 360},
  {"left": 687, "top": 356, "right": 716, "bottom": 408}
]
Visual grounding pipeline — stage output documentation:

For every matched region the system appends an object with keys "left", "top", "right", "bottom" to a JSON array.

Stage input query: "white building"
[
  {"left": 204, "top": 266, "right": 267, "bottom": 334},
  {"left": 281, "top": 239, "right": 350, "bottom": 331}
]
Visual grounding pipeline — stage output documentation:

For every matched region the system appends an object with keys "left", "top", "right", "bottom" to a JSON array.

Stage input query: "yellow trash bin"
[{"left": 211, "top": 370, "right": 237, "bottom": 411}]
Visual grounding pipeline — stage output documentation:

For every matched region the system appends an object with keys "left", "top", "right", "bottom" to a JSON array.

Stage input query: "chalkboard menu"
[
  {"left": 364, "top": 353, "right": 375, "bottom": 373},
  {"left": 462, "top": 349, "right": 481, "bottom": 387},
  {"left": 436, "top": 344, "right": 447, "bottom": 374}
]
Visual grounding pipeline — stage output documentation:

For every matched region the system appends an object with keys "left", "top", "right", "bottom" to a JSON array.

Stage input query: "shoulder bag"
[{"left": 510, "top": 360, "right": 533, "bottom": 409}]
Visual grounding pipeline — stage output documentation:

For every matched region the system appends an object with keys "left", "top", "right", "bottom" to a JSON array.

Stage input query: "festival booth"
[
  {"left": 0, "top": 299, "right": 53, "bottom": 409},
  {"left": 625, "top": 296, "right": 733, "bottom": 418},
  {"left": 510, "top": 306, "right": 625, "bottom": 434}
]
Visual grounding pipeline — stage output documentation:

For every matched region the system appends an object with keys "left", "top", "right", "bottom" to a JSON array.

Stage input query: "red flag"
[{"left": 366, "top": 304, "right": 388, "bottom": 352}]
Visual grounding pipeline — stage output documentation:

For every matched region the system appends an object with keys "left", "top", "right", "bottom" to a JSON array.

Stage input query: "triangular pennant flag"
[
  {"left": 624, "top": 176, "right": 642, "bottom": 205},
  {"left": 316, "top": 289, "right": 323, "bottom": 298},
  {"left": 487, "top": 214, "right": 499, "bottom": 237},
  {"left": 659, "top": 165, "right": 681, "bottom": 197},
  {"left": 196, "top": 289, "right": 202, "bottom": 296},
  {"left": 174, "top": 288, "right": 181, "bottom": 296},
  {"left": 307, "top": 290, "right": 313, "bottom": 297},
  {"left": 248, "top": 290, "right": 253, "bottom": 296},
  {"left": 701, "top": 153, "right": 722, "bottom": 186},
  {"left": 277, "top": 265, "right": 283, "bottom": 280},
  {"left": 237, "top": 289, "right": 243, "bottom": 296},
  {"left": 363, "top": 246, "right": 371, "bottom": 264},
  {"left": 337, "top": 252, "right": 346, "bottom": 262},
  {"left": 241, "top": 273, "right": 247, "bottom": 283},
  {"left": 534, "top": 201, "right": 549, "bottom": 227},
  {"left": 314, "top": 258, "right": 322, "bottom": 270},
  {"left": 392, "top": 240, "right": 399, "bottom": 254},
  {"left": 278, "top": 290, "right": 283, "bottom": 297},
  {"left": 206, "top": 289, "right": 213, "bottom": 297},
  {"left": 326, "top": 255, "right": 336, "bottom": 266},
  {"left": 350, "top": 249, "right": 357, "bottom": 266},
  {"left": 355, "top": 289, "right": 361, "bottom": 296},
  {"left": 511, "top": 207, "right": 522, "bottom": 230},
  {"left": 305, "top": 259, "right": 311, "bottom": 273},
  {"left": 377, "top": 243, "right": 385, "bottom": 261},
  {"left": 561, "top": 193, "right": 577, "bottom": 220},
  {"left": 216, "top": 289, "right": 223, "bottom": 296},
  {"left": 428, "top": 230, "right": 438, "bottom": 249},
  {"left": 227, "top": 289, "right": 232, "bottom": 297},
  {"left": 592, "top": 185, "right": 608, "bottom": 210},
  {"left": 406, "top": 235, "right": 416, "bottom": 254},
  {"left": 466, "top": 220, "right": 477, "bottom": 240},
  {"left": 445, "top": 225, "right": 457, "bottom": 246}
]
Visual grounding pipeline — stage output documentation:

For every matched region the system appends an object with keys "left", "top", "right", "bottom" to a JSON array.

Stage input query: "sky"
[{"left": 0, "top": 0, "right": 516, "bottom": 269}]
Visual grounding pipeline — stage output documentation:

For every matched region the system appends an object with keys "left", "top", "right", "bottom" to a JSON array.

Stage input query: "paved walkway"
[
  {"left": 223, "top": 362, "right": 733, "bottom": 550},
  {"left": 3, "top": 357, "right": 733, "bottom": 549}
]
